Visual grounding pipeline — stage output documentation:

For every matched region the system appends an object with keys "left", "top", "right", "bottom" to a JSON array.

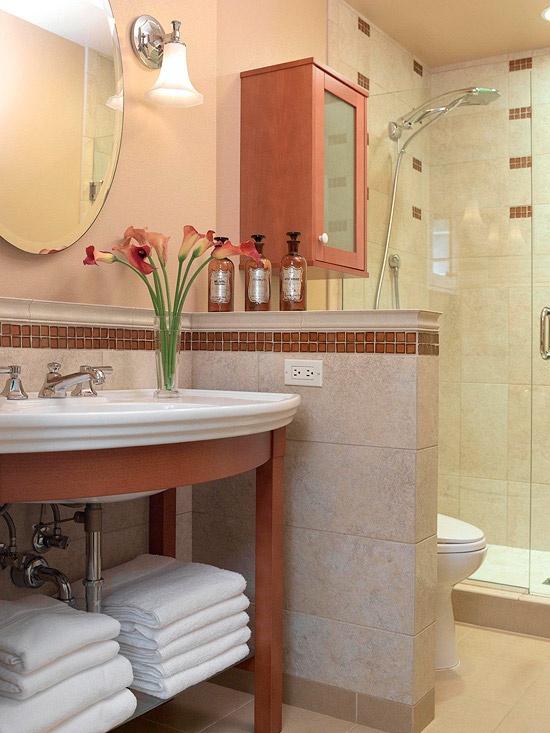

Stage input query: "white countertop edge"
[{"left": 0, "top": 298, "right": 440, "bottom": 332}]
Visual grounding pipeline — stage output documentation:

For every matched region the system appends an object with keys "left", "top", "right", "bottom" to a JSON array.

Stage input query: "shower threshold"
[{"left": 469, "top": 543, "right": 550, "bottom": 596}]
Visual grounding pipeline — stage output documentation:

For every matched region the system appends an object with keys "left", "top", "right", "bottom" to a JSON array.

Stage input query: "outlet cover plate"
[{"left": 284, "top": 359, "right": 323, "bottom": 387}]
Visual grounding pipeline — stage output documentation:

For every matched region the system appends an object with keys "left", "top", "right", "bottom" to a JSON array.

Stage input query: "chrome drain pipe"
[{"left": 83, "top": 504, "right": 103, "bottom": 613}]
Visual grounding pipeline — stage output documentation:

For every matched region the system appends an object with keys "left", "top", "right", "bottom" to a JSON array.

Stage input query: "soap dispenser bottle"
[
  {"left": 279, "top": 231, "right": 307, "bottom": 311},
  {"left": 245, "top": 234, "right": 271, "bottom": 311},
  {"left": 208, "top": 237, "right": 234, "bottom": 312}
]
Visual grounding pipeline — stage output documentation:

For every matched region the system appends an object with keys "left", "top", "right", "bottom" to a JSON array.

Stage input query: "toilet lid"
[{"left": 437, "top": 513, "right": 485, "bottom": 544}]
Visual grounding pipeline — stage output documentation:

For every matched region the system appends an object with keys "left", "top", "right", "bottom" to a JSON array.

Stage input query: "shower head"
[{"left": 389, "top": 87, "right": 500, "bottom": 148}]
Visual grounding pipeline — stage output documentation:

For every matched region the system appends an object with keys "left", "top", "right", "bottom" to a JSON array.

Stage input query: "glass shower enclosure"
[{"left": 342, "top": 65, "right": 550, "bottom": 598}]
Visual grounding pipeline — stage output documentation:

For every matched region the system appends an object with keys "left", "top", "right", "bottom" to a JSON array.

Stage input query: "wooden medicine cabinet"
[{"left": 240, "top": 58, "right": 368, "bottom": 276}]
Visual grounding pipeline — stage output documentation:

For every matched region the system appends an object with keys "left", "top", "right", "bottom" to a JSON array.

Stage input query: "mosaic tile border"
[
  {"left": 0, "top": 323, "right": 439, "bottom": 356},
  {"left": 0, "top": 323, "right": 155, "bottom": 351},
  {"left": 184, "top": 330, "right": 439, "bottom": 355}
]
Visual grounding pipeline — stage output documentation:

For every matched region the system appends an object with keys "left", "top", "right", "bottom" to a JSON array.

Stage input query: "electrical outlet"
[{"left": 284, "top": 359, "right": 323, "bottom": 387}]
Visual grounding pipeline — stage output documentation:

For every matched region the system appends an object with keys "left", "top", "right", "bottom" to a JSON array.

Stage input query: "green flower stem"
[
  {"left": 175, "top": 256, "right": 212, "bottom": 315},
  {"left": 114, "top": 258, "right": 162, "bottom": 314}
]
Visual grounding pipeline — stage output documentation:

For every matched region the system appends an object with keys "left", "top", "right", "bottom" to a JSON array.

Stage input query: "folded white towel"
[
  {"left": 131, "top": 644, "right": 249, "bottom": 699},
  {"left": 50, "top": 689, "right": 137, "bottom": 733},
  {"left": 0, "top": 595, "right": 120, "bottom": 674},
  {"left": 128, "top": 625, "right": 251, "bottom": 679},
  {"left": 0, "top": 639, "right": 119, "bottom": 701},
  {"left": 118, "top": 593, "right": 250, "bottom": 648},
  {"left": 0, "top": 654, "right": 133, "bottom": 733},
  {"left": 119, "top": 611, "right": 249, "bottom": 663},
  {"left": 102, "top": 557, "right": 246, "bottom": 628}
]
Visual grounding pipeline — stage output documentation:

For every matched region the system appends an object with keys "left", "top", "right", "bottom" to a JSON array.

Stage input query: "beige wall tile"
[
  {"left": 507, "top": 384, "right": 531, "bottom": 483},
  {"left": 533, "top": 107, "right": 550, "bottom": 156},
  {"left": 191, "top": 351, "right": 260, "bottom": 392},
  {"left": 414, "top": 537, "right": 437, "bottom": 634},
  {"left": 460, "top": 287, "right": 509, "bottom": 384},
  {"left": 192, "top": 511, "right": 256, "bottom": 601},
  {"left": 283, "top": 610, "right": 415, "bottom": 703},
  {"left": 284, "top": 526, "right": 416, "bottom": 634},
  {"left": 438, "top": 382, "right": 461, "bottom": 476},
  {"left": 416, "top": 447, "right": 438, "bottom": 542},
  {"left": 176, "top": 511, "right": 192, "bottom": 563},
  {"left": 459, "top": 476, "right": 508, "bottom": 545},
  {"left": 531, "top": 386, "right": 550, "bottom": 483},
  {"left": 508, "top": 287, "right": 531, "bottom": 384},
  {"left": 459, "top": 383, "right": 508, "bottom": 480},
  {"left": 438, "top": 474, "right": 460, "bottom": 516},
  {"left": 259, "top": 353, "right": 419, "bottom": 449},
  {"left": 532, "top": 154, "right": 550, "bottom": 205},
  {"left": 507, "top": 481, "right": 531, "bottom": 548},
  {"left": 430, "top": 109, "right": 509, "bottom": 165},
  {"left": 284, "top": 440, "right": 420, "bottom": 543},
  {"left": 413, "top": 623, "right": 436, "bottom": 704},
  {"left": 282, "top": 673, "right": 357, "bottom": 723},
  {"left": 417, "top": 356, "right": 439, "bottom": 449},
  {"left": 531, "top": 483, "right": 550, "bottom": 552},
  {"left": 431, "top": 159, "right": 510, "bottom": 214}
]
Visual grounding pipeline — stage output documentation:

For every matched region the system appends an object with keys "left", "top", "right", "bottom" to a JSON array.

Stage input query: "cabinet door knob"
[{"left": 318, "top": 233, "right": 329, "bottom": 244}]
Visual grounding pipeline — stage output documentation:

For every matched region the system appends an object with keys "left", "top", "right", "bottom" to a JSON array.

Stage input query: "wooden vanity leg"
[
  {"left": 149, "top": 488, "right": 177, "bottom": 558},
  {"left": 254, "top": 427, "right": 286, "bottom": 733}
]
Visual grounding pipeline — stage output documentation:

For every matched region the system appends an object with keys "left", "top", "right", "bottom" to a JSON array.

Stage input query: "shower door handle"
[{"left": 541, "top": 307, "right": 550, "bottom": 360}]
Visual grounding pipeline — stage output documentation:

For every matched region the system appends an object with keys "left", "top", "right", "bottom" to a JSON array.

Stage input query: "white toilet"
[{"left": 436, "top": 513, "right": 487, "bottom": 670}]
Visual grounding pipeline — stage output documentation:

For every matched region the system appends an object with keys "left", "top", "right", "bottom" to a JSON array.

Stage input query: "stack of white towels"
[
  {"left": 99, "top": 554, "right": 251, "bottom": 700},
  {"left": 0, "top": 594, "right": 136, "bottom": 733}
]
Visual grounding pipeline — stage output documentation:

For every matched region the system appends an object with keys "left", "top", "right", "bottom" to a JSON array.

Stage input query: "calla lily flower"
[
  {"left": 113, "top": 239, "right": 156, "bottom": 275},
  {"left": 178, "top": 226, "right": 215, "bottom": 261},
  {"left": 212, "top": 238, "right": 261, "bottom": 264},
  {"left": 123, "top": 226, "right": 170, "bottom": 267},
  {"left": 83, "top": 246, "right": 116, "bottom": 265}
]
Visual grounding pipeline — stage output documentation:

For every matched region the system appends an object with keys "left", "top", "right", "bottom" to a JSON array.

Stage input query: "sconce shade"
[{"left": 145, "top": 42, "right": 203, "bottom": 107}]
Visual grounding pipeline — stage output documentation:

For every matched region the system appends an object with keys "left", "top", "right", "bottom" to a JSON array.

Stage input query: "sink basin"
[{"left": 0, "top": 388, "right": 301, "bottom": 454}]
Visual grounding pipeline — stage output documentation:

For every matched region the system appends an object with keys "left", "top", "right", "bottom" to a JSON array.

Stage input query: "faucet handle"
[
  {"left": 47, "top": 362, "right": 62, "bottom": 374},
  {"left": 0, "top": 365, "right": 28, "bottom": 400},
  {"left": 71, "top": 365, "right": 113, "bottom": 397}
]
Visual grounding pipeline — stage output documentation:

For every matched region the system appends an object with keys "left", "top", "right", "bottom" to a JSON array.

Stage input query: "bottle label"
[
  {"left": 281, "top": 265, "right": 303, "bottom": 302},
  {"left": 210, "top": 270, "right": 231, "bottom": 304},
  {"left": 248, "top": 269, "right": 270, "bottom": 304}
]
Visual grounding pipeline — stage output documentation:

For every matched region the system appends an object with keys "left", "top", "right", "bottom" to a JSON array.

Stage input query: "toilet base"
[{"left": 436, "top": 585, "right": 459, "bottom": 670}]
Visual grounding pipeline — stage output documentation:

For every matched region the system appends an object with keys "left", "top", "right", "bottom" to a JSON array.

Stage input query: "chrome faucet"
[
  {"left": 38, "top": 363, "right": 113, "bottom": 398},
  {"left": 0, "top": 365, "right": 28, "bottom": 400}
]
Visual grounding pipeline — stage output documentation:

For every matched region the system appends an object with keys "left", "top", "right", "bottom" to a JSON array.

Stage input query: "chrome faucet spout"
[
  {"left": 38, "top": 363, "right": 111, "bottom": 398},
  {"left": 32, "top": 565, "right": 75, "bottom": 606}
]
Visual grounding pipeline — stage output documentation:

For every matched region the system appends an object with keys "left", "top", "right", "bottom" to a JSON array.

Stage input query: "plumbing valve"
[{"left": 32, "top": 525, "right": 70, "bottom": 554}]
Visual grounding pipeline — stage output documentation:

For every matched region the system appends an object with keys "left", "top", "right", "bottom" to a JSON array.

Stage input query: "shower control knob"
[{"left": 318, "top": 233, "right": 329, "bottom": 244}]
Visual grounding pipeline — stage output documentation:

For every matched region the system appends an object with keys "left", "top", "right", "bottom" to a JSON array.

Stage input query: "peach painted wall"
[
  {"left": 214, "top": 0, "right": 328, "bottom": 312},
  {"left": 0, "top": 0, "right": 217, "bottom": 312},
  {"left": 0, "top": 0, "right": 327, "bottom": 312}
]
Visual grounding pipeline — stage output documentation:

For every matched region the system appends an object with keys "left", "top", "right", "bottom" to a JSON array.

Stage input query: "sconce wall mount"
[{"left": 131, "top": 15, "right": 203, "bottom": 107}]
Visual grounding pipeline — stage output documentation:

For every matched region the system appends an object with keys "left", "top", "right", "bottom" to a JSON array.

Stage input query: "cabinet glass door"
[{"left": 324, "top": 90, "right": 356, "bottom": 253}]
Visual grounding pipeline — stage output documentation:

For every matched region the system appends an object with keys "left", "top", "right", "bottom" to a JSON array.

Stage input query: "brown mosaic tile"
[
  {"left": 358, "top": 17, "right": 370, "bottom": 35},
  {"left": 510, "top": 205, "right": 532, "bottom": 218},
  {"left": 509, "top": 106, "right": 531, "bottom": 120},
  {"left": 413, "top": 60, "right": 423, "bottom": 77},
  {"left": 357, "top": 73, "right": 369, "bottom": 91},
  {"left": 509, "top": 57, "right": 532, "bottom": 71},
  {"left": 510, "top": 156, "right": 532, "bottom": 169},
  {"left": 0, "top": 321, "right": 438, "bottom": 357},
  {"left": 412, "top": 157, "right": 422, "bottom": 172},
  {"left": 412, "top": 206, "right": 422, "bottom": 220}
]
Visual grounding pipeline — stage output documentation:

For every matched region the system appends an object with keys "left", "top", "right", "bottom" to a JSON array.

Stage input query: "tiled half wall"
[{"left": 0, "top": 299, "right": 440, "bottom": 733}]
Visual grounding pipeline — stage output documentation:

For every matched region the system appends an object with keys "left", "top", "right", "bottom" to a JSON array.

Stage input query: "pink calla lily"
[
  {"left": 113, "top": 239, "right": 156, "bottom": 275},
  {"left": 123, "top": 226, "right": 170, "bottom": 266},
  {"left": 178, "top": 226, "right": 215, "bottom": 261},
  {"left": 212, "top": 238, "right": 260, "bottom": 264},
  {"left": 83, "top": 246, "right": 116, "bottom": 265}
]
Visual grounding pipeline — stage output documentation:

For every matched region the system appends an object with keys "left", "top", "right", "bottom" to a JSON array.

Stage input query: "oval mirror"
[{"left": 0, "top": 0, "right": 123, "bottom": 254}]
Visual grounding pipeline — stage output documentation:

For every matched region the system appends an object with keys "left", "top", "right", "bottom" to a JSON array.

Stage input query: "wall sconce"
[{"left": 130, "top": 15, "right": 203, "bottom": 107}]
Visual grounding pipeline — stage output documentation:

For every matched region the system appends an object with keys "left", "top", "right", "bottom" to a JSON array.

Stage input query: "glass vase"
[{"left": 154, "top": 313, "right": 182, "bottom": 399}]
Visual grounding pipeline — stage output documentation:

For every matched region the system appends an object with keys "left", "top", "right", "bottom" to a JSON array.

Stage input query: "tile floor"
[{"left": 115, "top": 624, "right": 550, "bottom": 733}]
